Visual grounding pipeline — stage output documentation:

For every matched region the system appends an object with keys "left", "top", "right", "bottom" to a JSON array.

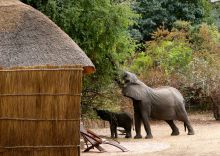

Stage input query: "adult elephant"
[{"left": 122, "top": 71, "right": 195, "bottom": 139}]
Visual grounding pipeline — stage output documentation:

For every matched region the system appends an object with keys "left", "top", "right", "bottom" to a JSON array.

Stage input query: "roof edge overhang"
[{"left": 83, "top": 66, "right": 96, "bottom": 74}]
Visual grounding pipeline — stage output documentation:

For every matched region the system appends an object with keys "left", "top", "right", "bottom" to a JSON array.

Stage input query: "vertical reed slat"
[{"left": 0, "top": 65, "right": 83, "bottom": 156}]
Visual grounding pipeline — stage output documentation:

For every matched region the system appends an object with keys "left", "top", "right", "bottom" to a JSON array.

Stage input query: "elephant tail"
[{"left": 184, "top": 122, "right": 187, "bottom": 132}]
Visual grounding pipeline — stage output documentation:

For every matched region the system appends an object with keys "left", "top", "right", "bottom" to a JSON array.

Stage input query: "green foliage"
[
  {"left": 129, "top": 52, "right": 153, "bottom": 74},
  {"left": 173, "top": 20, "right": 191, "bottom": 32},
  {"left": 81, "top": 84, "right": 122, "bottom": 118},
  {"left": 130, "top": 21, "right": 220, "bottom": 111},
  {"left": 163, "top": 42, "right": 192, "bottom": 73},
  {"left": 211, "top": 2, "right": 220, "bottom": 30},
  {"left": 132, "top": 0, "right": 213, "bottom": 41},
  {"left": 22, "top": 0, "right": 49, "bottom": 10},
  {"left": 22, "top": 0, "right": 138, "bottom": 114},
  {"left": 186, "top": 22, "right": 220, "bottom": 94},
  {"left": 147, "top": 40, "right": 192, "bottom": 74},
  {"left": 128, "top": 24, "right": 194, "bottom": 77},
  {"left": 21, "top": 0, "right": 220, "bottom": 113},
  {"left": 190, "top": 23, "right": 220, "bottom": 51},
  {"left": 130, "top": 21, "right": 220, "bottom": 89}
]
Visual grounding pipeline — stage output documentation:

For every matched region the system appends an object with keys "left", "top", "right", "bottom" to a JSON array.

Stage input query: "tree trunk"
[{"left": 211, "top": 92, "right": 220, "bottom": 120}]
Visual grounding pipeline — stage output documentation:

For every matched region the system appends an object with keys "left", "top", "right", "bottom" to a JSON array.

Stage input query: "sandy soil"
[
  {"left": 81, "top": 112, "right": 220, "bottom": 156},
  {"left": 147, "top": 112, "right": 220, "bottom": 156}
]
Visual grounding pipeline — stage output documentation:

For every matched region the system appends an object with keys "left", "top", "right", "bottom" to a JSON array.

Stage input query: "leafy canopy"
[
  {"left": 132, "top": 0, "right": 213, "bottom": 41},
  {"left": 22, "top": 0, "right": 138, "bottom": 114},
  {"left": 22, "top": 0, "right": 137, "bottom": 85}
]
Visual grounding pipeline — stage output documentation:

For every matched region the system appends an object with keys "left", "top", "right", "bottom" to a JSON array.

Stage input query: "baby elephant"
[{"left": 95, "top": 109, "right": 133, "bottom": 138}]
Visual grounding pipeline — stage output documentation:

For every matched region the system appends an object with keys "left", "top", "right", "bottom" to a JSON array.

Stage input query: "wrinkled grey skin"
[{"left": 122, "top": 71, "right": 195, "bottom": 139}]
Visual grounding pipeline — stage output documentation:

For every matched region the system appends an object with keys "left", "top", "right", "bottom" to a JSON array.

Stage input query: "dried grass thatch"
[
  {"left": 0, "top": 0, "right": 95, "bottom": 74},
  {"left": 0, "top": 65, "right": 83, "bottom": 156}
]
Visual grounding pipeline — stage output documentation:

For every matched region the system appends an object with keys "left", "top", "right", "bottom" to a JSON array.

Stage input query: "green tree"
[
  {"left": 211, "top": 1, "right": 220, "bottom": 30},
  {"left": 132, "top": 0, "right": 213, "bottom": 41},
  {"left": 22, "top": 0, "right": 137, "bottom": 115}
]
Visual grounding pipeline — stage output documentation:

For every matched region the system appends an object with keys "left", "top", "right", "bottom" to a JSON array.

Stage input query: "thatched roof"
[{"left": 0, "top": 0, "right": 95, "bottom": 74}]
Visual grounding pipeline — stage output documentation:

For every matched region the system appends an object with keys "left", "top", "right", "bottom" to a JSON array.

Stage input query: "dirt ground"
[{"left": 81, "top": 111, "right": 220, "bottom": 156}]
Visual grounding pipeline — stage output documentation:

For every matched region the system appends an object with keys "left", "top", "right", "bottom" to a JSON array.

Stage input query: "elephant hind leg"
[
  {"left": 183, "top": 120, "right": 195, "bottom": 135},
  {"left": 176, "top": 105, "right": 195, "bottom": 135},
  {"left": 179, "top": 113, "right": 195, "bottom": 135},
  {"left": 165, "top": 120, "right": 179, "bottom": 136}
]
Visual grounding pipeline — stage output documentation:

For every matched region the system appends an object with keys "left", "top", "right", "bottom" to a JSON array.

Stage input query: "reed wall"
[{"left": 0, "top": 65, "right": 83, "bottom": 156}]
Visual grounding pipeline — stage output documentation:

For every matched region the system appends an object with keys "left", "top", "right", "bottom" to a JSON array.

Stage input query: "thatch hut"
[{"left": 0, "top": 0, "right": 95, "bottom": 156}]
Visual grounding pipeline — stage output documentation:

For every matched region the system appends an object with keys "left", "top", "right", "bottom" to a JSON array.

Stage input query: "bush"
[
  {"left": 129, "top": 52, "right": 153, "bottom": 74},
  {"left": 129, "top": 22, "right": 220, "bottom": 111}
]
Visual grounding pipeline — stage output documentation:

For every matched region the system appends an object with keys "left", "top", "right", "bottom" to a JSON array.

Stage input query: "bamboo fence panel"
[{"left": 0, "top": 65, "right": 83, "bottom": 156}]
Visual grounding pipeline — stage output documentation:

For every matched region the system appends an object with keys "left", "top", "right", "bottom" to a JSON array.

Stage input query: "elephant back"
[
  {"left": 152, "top": 86, "right": 184, "bottom": 105},
  {"left": 157, "top": 86, "right": 183, "bottom": 96}
]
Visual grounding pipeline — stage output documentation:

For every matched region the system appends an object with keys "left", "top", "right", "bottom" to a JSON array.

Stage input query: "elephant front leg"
[
  {"left": 133, "top": 102, "right": 142, "bottom": 139},
  {"left": 142, "top": 118, "right": 153, "bottom": 139},
  {"left": 140, "top": 108, "right": 153, "bottom": 139},
  {"left": 110, "top": 123, "right": 117, "bottom": 138},
  {"left": 110, "top": 125, "right": 114, "bottom": 138},
  {"left": 134, "top": 112, "right": 142, "bottom": 138}
]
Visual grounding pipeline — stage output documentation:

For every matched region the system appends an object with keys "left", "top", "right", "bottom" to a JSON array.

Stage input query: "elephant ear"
[{"left": 122, "top": 84, "right": 147, "bottom": 101}]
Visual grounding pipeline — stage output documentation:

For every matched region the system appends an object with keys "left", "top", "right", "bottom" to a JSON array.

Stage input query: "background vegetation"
[{"left": 22, "top": 0, "right": 220, "bottom": 117}]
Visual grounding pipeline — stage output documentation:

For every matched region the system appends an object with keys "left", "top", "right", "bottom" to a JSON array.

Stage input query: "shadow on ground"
[{"left": 81, "top": 112, "right": 220, "bottom": 156}]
